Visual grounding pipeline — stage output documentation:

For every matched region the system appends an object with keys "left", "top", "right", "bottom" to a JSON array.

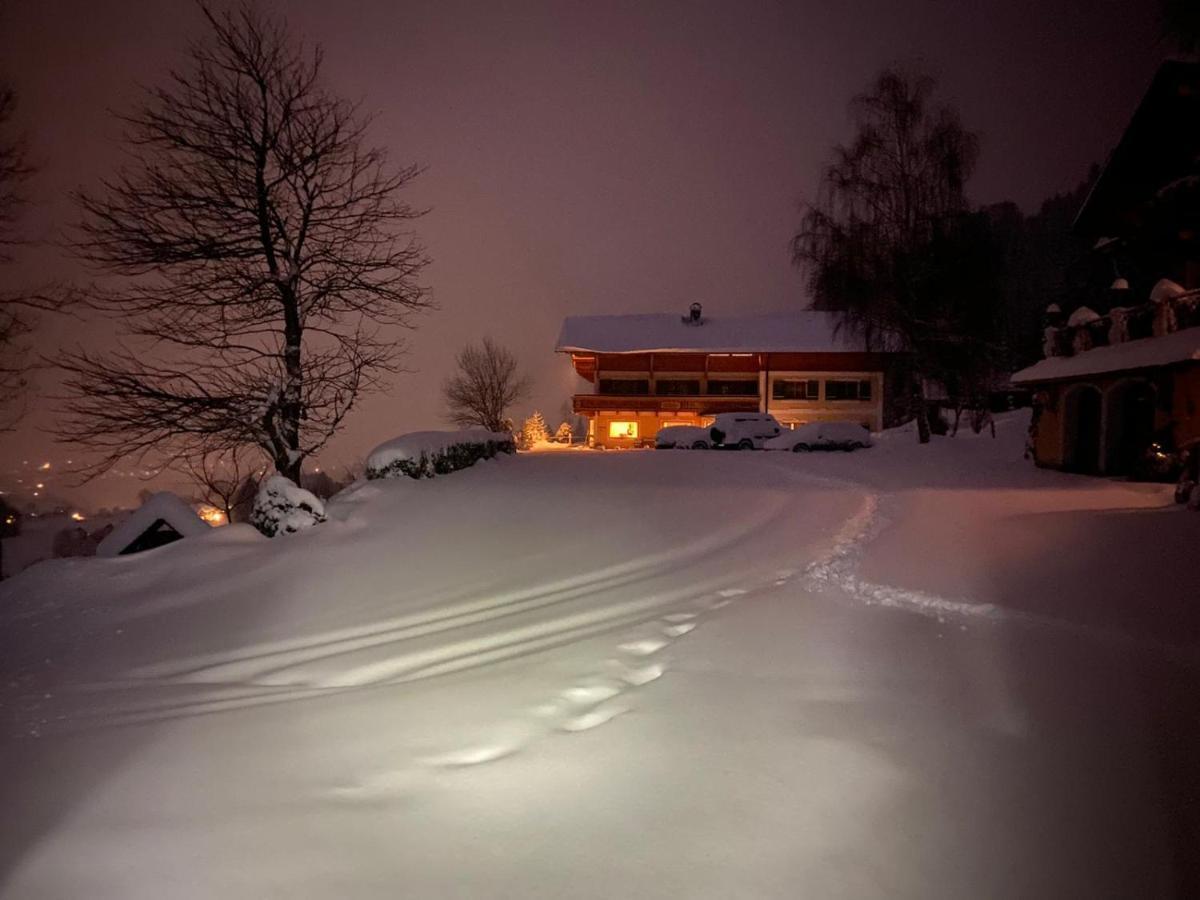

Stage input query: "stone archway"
[
  {"left": 1103, "top": 379, "right": 1157, "bottom": 476},
  {"left": 1061, "top": 384, "right": 1103, "bottom": 474}
]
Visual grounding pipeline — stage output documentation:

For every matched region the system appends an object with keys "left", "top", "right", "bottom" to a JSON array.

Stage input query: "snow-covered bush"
[
  {"left": 365, "top": 430, "right": 515, "bottom": 480},
  {"left": 553, "top": 421, "right": 573, "bottom": 443},
  {"left": 250, "top": 476, "right": 327, "bottom": 537}
]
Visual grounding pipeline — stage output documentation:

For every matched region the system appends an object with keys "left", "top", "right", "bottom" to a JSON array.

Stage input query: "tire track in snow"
[
  {"left": 127, "top": 492, "right": 792, "bottom": 688},
  {"left": 47, "top": 480, "right": 807, "bottom": 731}
]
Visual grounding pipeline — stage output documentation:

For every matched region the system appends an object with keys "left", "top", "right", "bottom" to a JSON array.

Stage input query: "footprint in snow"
[
  {"left": 419, "top": 733, "right": 530, "bottom": 768},
  {"left": 661, "top": 621, "right": 696, "bottom": 638},
  {"left": 561, "top": 682, "right": 623, "bottom": 706},
  {"left": 614, "top": 661, "right": 665, "bottom": 686},
  {"left": 560, "top": 701, "right": 629, "bottom": 733},
  {"left": 662, "top": 612, "right": 697, "bottom": 623},
  {"left": 619, "top": 638, "right": 669, "bottom": 656}
]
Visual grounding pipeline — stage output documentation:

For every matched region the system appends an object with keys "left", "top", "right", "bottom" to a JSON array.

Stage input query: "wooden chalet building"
[
  {"left": 556, "top": 305, "right": 901, "bottom": 448},
  {"left": 1014, "top": 61, "right": 1200, "bottom": 476}
]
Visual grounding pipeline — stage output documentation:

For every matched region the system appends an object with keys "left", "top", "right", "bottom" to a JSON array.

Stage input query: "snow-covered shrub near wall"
[
  {"left": 365, "top": 429, "right": 515, "bottom": 480},
  {"left": 251, "top": 476, "right": 327, "bottom": 537}
]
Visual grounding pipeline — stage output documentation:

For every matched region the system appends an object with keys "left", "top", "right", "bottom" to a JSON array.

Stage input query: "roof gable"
[{"left": 556, "top": 311, "right": 890, "bottom": 354}]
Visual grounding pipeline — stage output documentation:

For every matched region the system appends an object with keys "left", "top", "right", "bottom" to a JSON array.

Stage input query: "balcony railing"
[{"left": 572, "top": 393, "right": 760, "bottom": 414}]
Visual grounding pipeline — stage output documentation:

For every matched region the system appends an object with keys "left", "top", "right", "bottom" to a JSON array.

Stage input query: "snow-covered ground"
[{"left": 1, "top": 413, "right": 1197, "bottom": 898}]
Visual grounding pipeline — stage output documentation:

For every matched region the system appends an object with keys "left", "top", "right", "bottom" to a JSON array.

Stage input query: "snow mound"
[
  {"left": 251, "top": 476, "right": 327, "bottom": 537},
  {"left": 366, "top": 429, "right": 515, "bottom": 480},
  {"left": 96, "top": 492, "right": 210, "bottom": 558},
  {"left": 1150, "top": 278, "right": 1187, "bottom": 303},
  {"left": 765, "top": 420, "right": 873, "bottom": 451},
  {"left": 1066, "top": 306, "right": 1100, "bottom": 327}
]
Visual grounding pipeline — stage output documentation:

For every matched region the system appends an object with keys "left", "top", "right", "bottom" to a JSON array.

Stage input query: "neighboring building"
[
  {"left": 1014, "top": 61, "right": 1200, "bottom": 475},
  {"left": 555, "top": 305, "right": 902, "bottom": 448},
  {"left": 1013, "top": 296, "right": 1200, "bottom": 474}
]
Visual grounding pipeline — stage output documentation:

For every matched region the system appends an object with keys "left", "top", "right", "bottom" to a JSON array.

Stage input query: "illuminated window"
[{"left": 608, "top": 421, "right": 639, "bottom": 439}]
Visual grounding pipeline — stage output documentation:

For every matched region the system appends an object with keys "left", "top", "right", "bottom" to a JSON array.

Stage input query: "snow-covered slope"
[{"left": 1, "top": 415, "right": 1197, "bottom": 898}]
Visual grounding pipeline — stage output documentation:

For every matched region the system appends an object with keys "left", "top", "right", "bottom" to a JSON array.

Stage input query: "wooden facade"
[{"left": 566, "top": 350, "right": 890, "bottom": 448}]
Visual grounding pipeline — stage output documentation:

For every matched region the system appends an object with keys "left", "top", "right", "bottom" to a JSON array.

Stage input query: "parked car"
[
  {"left": 765, "top": 421, "right": 873, "bottom": 452},
  {"left": 709, "top": 413, "right": 783, "bottom": 450},
  {"left": 655, "top": 425, "right": 713, "bottom": 450}
]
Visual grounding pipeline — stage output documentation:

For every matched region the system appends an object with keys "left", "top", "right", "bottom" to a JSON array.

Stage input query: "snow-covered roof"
[
  {"left": 96, "top": 492, "right": 210, "bottom": 558},
  {"left": 1012, "top": 326, "right": 1200, "bottom": 384},
  {"left": 555, "top": 311, "right": 893, "bottom": 354}
]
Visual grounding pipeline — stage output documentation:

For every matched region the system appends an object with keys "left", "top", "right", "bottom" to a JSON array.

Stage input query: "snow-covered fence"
[{"left": 366, "top": 430, "right": 515, "bottom": 480}]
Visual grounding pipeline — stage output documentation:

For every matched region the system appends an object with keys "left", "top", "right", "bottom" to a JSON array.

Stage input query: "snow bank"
[
  {"left": 366, "top": 429, "right": 515, "bottom": 480},
  {"left": 96, "top": 492, "right": 210, "bottom": 558},
  {"left": 250, "top": 476, "right": 327, "bottom": 537}
]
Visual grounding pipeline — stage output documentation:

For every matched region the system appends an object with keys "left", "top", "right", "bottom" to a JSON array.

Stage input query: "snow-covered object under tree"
[
  {"left": 366, "top": 430, "right": 515, "bottom": 480},
  {"left": 1150, "top": 278, "right": 1187, "bottom": 303},
  {"left": 250, "top": 476, "right": 327, "bottom": 537},
  {"left": 1066, "top": 306, "right": 1100, "bottom": 327},
  {"left": 96, "top": 492, "right": 211, "bottom": 557}
]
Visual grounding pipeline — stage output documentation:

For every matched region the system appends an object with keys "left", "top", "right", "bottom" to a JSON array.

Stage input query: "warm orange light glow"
[
  {"left": 70, "top": 511, "right": 86, "bottom": 522},
  {"left": 197, "top": 505, "right": 227, "bottom": 526},
  {"left": 608, "top": 421, "right": 638, "bottom": 439},
  {"left": 39, "top": 462, "right": 51, "bottom": 471}
]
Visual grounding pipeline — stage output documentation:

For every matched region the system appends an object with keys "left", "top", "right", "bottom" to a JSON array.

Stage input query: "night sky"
[{"left": 0, "top": 0, "right": 1165, "bottom": 506}]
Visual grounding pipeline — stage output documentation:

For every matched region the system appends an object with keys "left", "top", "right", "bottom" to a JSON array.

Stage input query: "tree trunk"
[{"left": 914, "top": 383, "right": 931, "bottom": 444}]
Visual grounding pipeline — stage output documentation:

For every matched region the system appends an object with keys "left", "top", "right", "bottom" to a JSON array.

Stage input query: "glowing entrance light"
[{"left": 608, "top": 421, "right": 638, "bottom": 439}]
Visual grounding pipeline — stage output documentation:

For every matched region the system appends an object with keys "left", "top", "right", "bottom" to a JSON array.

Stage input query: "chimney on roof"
[{"left": 683, "top": 302, "right": 704, "bottom": 326}]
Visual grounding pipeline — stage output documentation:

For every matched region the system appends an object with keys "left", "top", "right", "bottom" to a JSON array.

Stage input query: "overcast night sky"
[{"left": 0, "top": 0, "right": 1166, "bottom": 506}]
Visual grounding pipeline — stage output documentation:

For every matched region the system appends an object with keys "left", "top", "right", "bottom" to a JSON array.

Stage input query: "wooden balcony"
[{"left": 572, "top": 393, "right": 760, "bottom": 415}]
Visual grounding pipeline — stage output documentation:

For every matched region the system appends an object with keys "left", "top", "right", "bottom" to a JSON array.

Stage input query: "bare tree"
[
  {"left": 56, "top": 2, "right": 432, "bottom": 482},
  {"left": 0, "top": 81, "right": 41, "bottom": 431},
  {"left": 184, "top": 445, "right": 267, "bottom": 524},
  {"left": 791, "top": 66, "right": 982, "bottom": 443},
  {"left": 443, "top": 337, "right": 530, "bottom": 433}
]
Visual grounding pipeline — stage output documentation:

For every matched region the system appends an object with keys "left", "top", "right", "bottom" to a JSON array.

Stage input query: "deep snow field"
[{"left": 1, "top": 412, "right": 1198, "bottom": 899}]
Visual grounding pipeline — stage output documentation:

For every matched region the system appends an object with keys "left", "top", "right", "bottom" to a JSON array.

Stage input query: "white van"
[{"left": 709, "top": 413, "right": 783, "bottom": 450}]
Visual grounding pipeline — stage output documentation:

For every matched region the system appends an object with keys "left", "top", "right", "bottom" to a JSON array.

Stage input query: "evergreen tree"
[{"left": 520, "top": 411, "right": 549, "bottom": 448}]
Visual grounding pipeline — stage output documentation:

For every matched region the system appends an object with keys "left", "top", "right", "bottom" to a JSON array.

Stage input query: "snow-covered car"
[
  {"left": 765, "top": 421, "right": 873, "bottom": 452},
  {"left": 654, "top": 425, "right": 713, "bottom": 449},
  {"left": 709, "top": 412, "right": 783, "bottom": 449}
]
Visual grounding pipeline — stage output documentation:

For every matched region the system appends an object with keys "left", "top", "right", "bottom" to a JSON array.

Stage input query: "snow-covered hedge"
[
  {"left": 251, "top": 476, "right": 327, "bottom": 537},
  {"left": 366, "top": 429, "right": 515, "bottom": 480}
]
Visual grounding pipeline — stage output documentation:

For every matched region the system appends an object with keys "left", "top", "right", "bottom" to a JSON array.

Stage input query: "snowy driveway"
[{"left": 2, "top": 424, "right": 1198, "bottom": 898}]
